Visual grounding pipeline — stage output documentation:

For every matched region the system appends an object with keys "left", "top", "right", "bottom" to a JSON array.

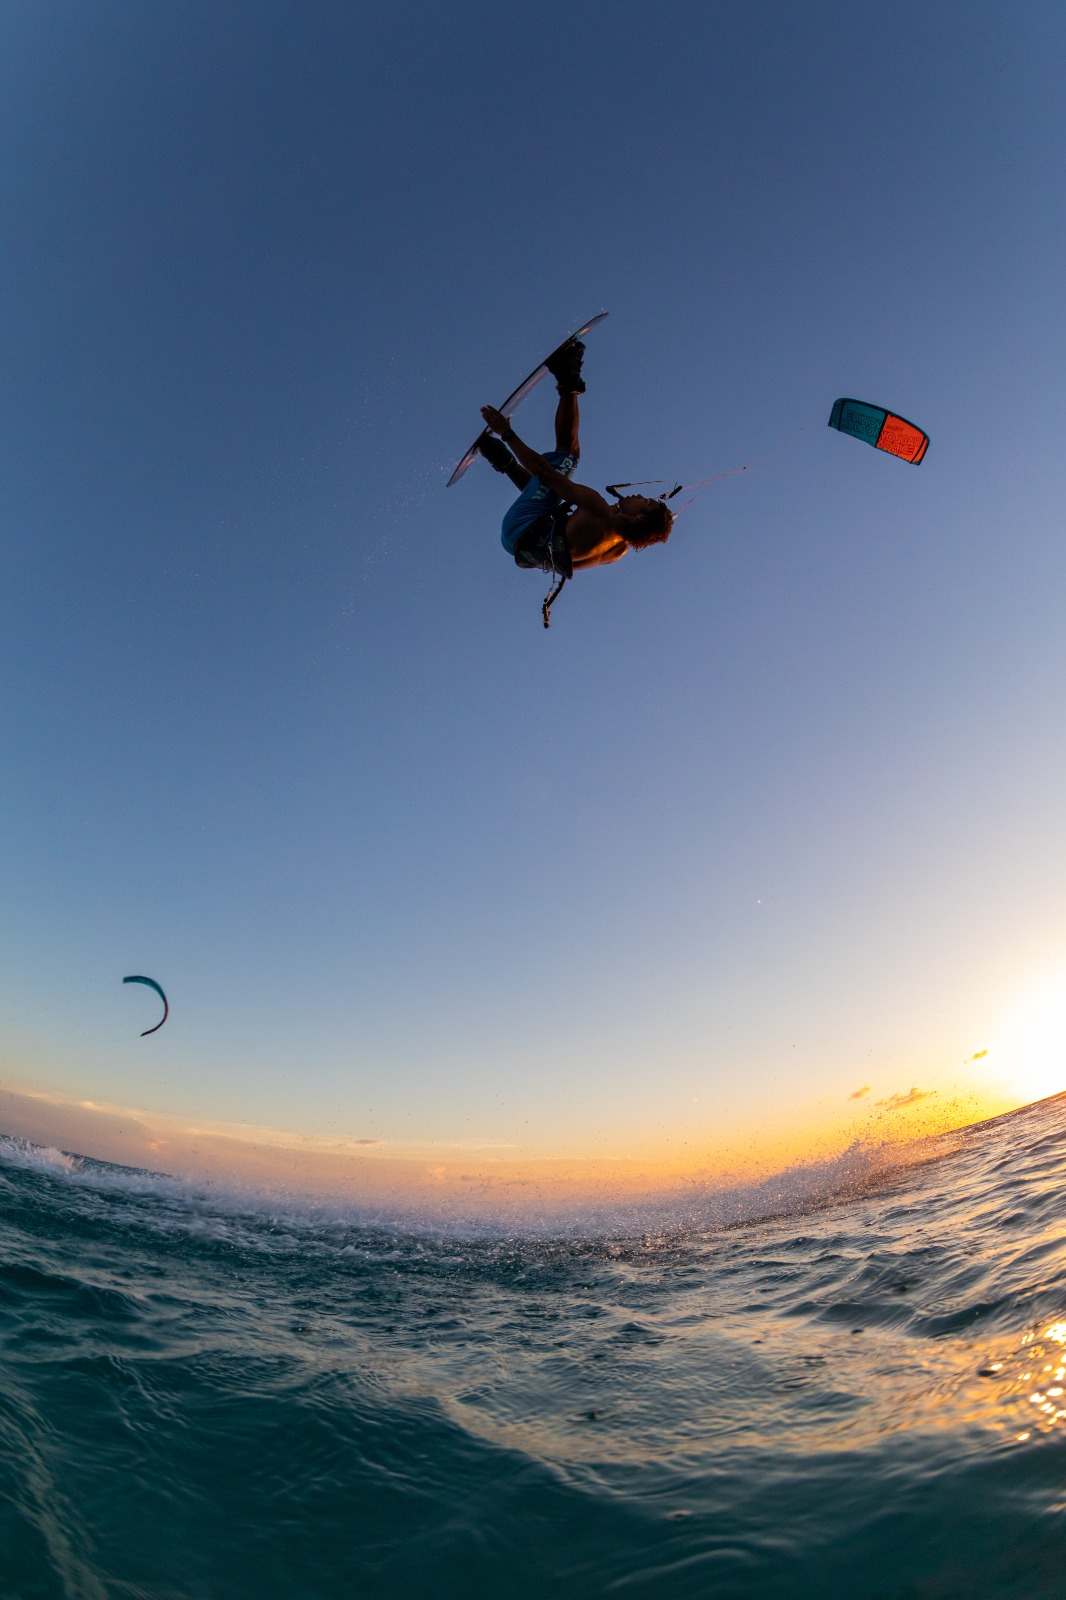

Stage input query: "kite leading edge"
[{"left": 123, "top": 974, "right": 169, "bottom": 1036}]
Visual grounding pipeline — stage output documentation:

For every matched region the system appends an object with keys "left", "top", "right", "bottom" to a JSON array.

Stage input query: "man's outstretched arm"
[{"left": 480, "top": 407, "right": 608, "bottom": 513}]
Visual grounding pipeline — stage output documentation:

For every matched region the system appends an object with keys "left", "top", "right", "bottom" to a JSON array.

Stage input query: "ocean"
[{"left": 2, "top": 1095, "right": 1066, "bottom": 1599}]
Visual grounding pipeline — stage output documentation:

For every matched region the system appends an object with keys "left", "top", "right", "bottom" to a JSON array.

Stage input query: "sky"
[{"left": 2, "top": 0, "right": 1066, "bottom": 1200}]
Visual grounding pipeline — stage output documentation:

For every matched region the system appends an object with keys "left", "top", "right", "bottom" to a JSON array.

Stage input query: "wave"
[
  {"left": 3, "top": 1097, "right": 1066, "bottom": 1598},
  {"left": 0, "top": 1119, "right": 951, "bottom": 1252}
]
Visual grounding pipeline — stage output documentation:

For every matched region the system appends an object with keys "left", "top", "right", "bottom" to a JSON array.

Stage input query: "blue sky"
[{"left": 3, "top": 1, "right": 1066, "bottom": 1177}]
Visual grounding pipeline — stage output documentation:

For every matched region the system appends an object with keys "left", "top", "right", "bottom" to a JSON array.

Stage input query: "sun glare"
[{"left": 995, "top": 976, "right": 1066, "bottom": 1105}]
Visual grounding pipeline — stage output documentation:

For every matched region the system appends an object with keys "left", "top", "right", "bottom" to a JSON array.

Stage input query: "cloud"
[
  {"left": 876, "top": 1086, "right": 935, "bottom": 1111},
  {"left": 849, "top": 1085, "right": 871, "bottom": 1100}
]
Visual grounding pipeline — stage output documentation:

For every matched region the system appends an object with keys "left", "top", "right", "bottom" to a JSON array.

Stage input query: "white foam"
[
  {"left": 0, "top": 1135, "right": 81, "bottom": 1176},
  {"left": 0, "top": 1126, "right": 939, "bottom": 1254}
]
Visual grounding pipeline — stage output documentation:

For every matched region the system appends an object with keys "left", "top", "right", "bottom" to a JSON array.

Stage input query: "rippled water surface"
[{"left": 3, "top": 1097, "right": 1066, "bottom": 1598}]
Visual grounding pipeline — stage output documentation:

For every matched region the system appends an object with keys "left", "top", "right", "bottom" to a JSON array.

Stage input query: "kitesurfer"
[{"left": 477, "top": 340, "right": 673, "bottom": 586}]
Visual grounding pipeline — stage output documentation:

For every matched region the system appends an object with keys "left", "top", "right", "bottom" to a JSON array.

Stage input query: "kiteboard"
[{"left": 446, "top": 312, "right": 609, "bottom": 487}]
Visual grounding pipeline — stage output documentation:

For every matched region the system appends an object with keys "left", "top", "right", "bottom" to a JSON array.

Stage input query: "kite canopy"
[
  {"left": 123, "top": 974, "right": 169, "bottom": 1036},
  {"left": 829, "top": 398, "right": 929, "bottom": 464}
]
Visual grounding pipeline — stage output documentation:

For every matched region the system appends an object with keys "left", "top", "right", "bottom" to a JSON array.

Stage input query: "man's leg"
[
  {"left": 477, "top": 431, "right": 530, "bottom": 490},
  {"left": 546, "top": 338, "right": 585, "bottom": 457},
  {"left": 554, "top": 390, "right": 580, "bottom": 457}
]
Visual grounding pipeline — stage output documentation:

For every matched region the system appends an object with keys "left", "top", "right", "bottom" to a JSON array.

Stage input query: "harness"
[
  {"left": 512, "top": 504, "right": 575, "bottom": 629},
  {"left": 540, "top": 506, "right": 571, "bottom": 629}
]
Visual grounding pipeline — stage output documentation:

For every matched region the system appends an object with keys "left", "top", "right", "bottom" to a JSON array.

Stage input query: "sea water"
[{"left": 3, "top": 1096, "right": 1066, "bottom": 1599}]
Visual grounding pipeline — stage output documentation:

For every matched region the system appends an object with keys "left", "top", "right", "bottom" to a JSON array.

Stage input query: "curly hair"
[{"left": 622, "top": 500, "right": 674, "bottom": 549}]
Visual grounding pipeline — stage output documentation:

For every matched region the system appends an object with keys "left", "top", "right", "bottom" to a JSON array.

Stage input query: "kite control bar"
[{"left": 606, "top": 480, "right": 685, "bottom": 501}]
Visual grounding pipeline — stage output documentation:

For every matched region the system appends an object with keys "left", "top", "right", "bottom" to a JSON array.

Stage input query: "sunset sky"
[{"left": 3, "top": 2, "right": 1066, "bottom": 1197}]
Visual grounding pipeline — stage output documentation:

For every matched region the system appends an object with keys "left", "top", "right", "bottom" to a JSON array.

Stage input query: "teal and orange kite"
[{"left": 829, "top": 398, "right": 929, "bottom": 464}]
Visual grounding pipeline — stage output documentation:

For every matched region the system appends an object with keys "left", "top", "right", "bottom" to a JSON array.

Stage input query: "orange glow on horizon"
[{"left": 0, "top": 1069, "right": 1014, "bottom": 1213}]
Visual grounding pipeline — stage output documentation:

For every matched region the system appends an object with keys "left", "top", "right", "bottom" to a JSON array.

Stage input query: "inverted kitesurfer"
[{"left": 476, "top": 338, "right": 673, "bottom": 623}]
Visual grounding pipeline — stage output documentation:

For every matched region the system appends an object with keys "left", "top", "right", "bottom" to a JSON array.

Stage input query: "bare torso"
[{"left": 565, "top": 506, "right": 629, "bottom": 569}]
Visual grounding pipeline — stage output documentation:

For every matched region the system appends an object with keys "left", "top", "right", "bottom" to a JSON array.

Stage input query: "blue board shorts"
[{"left": 500, "top": 451, "right": 578, "bottom": 556}]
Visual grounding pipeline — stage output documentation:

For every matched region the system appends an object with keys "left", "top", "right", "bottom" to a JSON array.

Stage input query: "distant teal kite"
[
  {"left": 123, "top": 975, "right": 169, "bottom": 1036},
  {"left": 829, "top": 398, "right": 929, "bottom": 463}
]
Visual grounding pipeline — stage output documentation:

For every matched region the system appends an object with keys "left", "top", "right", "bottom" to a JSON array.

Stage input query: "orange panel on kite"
[{"left": 876, "top": 414, "right": 929, "bottom": 464}]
